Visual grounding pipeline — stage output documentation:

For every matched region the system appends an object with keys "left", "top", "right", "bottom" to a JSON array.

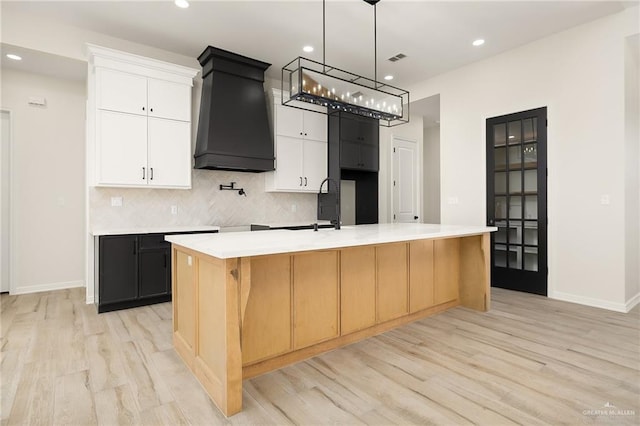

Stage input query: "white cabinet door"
[
  {"left": 303, "top": 111, "right": 327, "bottom": 142},
  {"left": 97, "top": 110, "right": 147, "bottom": 185},
  {"left": 147, "top": 118, "right": 192, "bottom": 188},
  {"left": 276, "top": 104, "right": 303, "bottom": 138},
  {"left": 303, "top": 140, "right": 328, "bottom": 191},
  {"left": 275, "top": 136, "right": 304, "bottom": 191},
  {"left": 148, "top": 79, "right": 191, "bottom": 122},
  {"left": 97, "top": 68, "right": 147, "bottom": 116}
]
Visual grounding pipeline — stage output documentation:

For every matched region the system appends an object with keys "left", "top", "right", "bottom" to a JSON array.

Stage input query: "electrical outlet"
[
  {"left": 171, "top": 205, "right": 178, "bottom": 215},
  {"left": 111, "top": 196, "right": 123, "bottom": 207}
]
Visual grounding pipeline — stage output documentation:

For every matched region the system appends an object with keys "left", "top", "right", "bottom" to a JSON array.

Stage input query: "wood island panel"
[
  {"left": 340, "top": 246, "right": 376, "bottom": 334},
  {"left": 173, "top": 250, "right": 196, "bottom": 369},
  {"left": 409, "top": 239, "right": 435, "bottom": 313},
  {"left": 434, "top": 238, "right": 460, "bottom": 304},
  {"left": 241, "top": 255, "right": 292, "bottom": 365},
  {"left": 376, "top": 243, "right": 409, "bottom": 323},
  {"left": 292, "top": 251, "right": 340, "bottom": 349},
  {"left": 171, "top": 232, "right": 491, "bottom": 417}
]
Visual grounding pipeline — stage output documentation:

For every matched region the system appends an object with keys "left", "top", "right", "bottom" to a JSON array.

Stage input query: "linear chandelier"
[{"left": 281, "top": 0, "right": 409, "bottom": 126}]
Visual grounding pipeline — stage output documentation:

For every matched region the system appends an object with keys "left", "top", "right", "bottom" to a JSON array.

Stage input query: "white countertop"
[
  {"left": 251, "top": 220, "right": 332, "bottom": 228},
  {"left": 165, "top": 223, "right": 497, "bottom": 259},
  {"left": 91, "top": 225, "right": 220, "bottom": 236}
]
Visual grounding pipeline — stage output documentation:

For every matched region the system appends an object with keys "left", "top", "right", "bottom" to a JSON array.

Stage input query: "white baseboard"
[
  {"left": 549, "top": 290, "right": 633, "bottom": 313},
  {"left": 86, "top": 295, "right": 95, "bottom": 304},
  {"left": 12, "top": 280, "right": 85, "bottom": 295},
  {"left": 625, "top": 292, "right": 640, "bottom": 312}
]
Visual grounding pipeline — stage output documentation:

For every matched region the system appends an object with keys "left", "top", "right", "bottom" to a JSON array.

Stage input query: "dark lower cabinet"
[
  {"left": 139, "top": 250, "right": 170, "bottom": 299},
  {"left": 97, "top": 230, "right": 217, "bottom": 313},
  {"left": 99, "top": 235, "right": 138, "bottom": 305}
]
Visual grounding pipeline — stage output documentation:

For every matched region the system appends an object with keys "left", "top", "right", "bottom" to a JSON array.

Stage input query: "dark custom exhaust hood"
[{"left": 194, "top": 46, "right": 274, "bottom": 172}]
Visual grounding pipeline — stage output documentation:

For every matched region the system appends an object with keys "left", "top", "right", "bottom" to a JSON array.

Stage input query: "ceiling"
[{"left": 1, "top": 1, "right": 635, "bottom": 121}]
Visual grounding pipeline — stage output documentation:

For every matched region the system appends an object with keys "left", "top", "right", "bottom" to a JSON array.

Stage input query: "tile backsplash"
[{"left": 90, "top": 170, "right": 317, "bottom": 230}]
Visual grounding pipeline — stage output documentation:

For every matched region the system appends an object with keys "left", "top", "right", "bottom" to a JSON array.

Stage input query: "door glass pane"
[
  {"left": 495, "top": 196, "right": 507, "bottom": 219},
  {"left": 509, "top": 196, "right": 522, "bottom": 219},
  {"left": 508, "top": 121, "right": 521, "bottom": 145},
  {"left": 495, "top": 222, "right": 507, "bottom": 243},
  {"left": 524, "top": 143, "right": 537, "bottom": 168},
  {"left": 524, "top": 222, "right": 538, "bottom": 245},
  {"left": 494, "top": 123, "right": 506, "bottom": 146},
  {"left": 523, "top": 118, "right": 537, "bottom": 142},
  {"left": 509, "top": 246, "right": 522, "bottom": 269},
  {"left": 508, "top": 221, "right": 522, "bottom": 244},
  {"left": 495, "top": 146, "right": 506, "bottom": 171},
  {"left": 495, "top": 172, "right": 507, "bottom": 194},
  {"left": 495, "top": 245, "right": 507, "bottom": 267},
  {"left": 524, "top": 169, "right": 537, "bottom": 194},
  {"left": 509, "top": 171, "right": 521, "bottom": 194},
  {"left": 508, "top": 145, "right": 521, "bottom": 169},
  {"left": 524, "top": 247, "right": 538, "bottom": 271},
  {"left": 525, "top": 195, "right": 537, "bottom": 220}
]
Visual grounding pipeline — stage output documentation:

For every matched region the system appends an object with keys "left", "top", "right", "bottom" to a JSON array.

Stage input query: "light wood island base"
[{"left": 171, "top": 233, "right": 491, "bottom": 416}]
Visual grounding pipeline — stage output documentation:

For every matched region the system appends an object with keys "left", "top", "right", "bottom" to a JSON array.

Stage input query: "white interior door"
[
  {"left": 393, "top": 137, "right": 419, "bottom": 223},
  {"left": 1, "top": 111, "right": 10, "bottom": 292}
]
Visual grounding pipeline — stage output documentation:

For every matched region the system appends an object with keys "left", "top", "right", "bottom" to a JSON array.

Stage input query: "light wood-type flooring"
[{"left": 1, "top": 287, "right": 638, "bottom": 425}]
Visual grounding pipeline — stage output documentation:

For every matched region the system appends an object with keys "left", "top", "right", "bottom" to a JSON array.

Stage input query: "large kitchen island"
[{"left": 165, "top": 223, "right": 496, "bottom": 416}]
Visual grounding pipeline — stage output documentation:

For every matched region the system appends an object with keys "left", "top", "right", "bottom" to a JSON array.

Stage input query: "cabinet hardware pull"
[
  {"left": 150, "top": 108, "right": 153, "bottom": 112},
  {"left": 300, "top": 132, "right": 303, "bottom": 136},
  {"left": 304, "top": 177, "right": 307, "bottom": 186},
  {"left": 142, "top": 167, "right": 146, "bottom": 180},
  {"left": 299, "top": 177, "right": 303, "bottom": 186},
  {"left": 150, "top": 168, "right": 154, "bottom": 180},
  {"left": 142, "top": 106, "right": 145, "bottom": 111},
  {"left": 163, "top": 253, "right": 167, "bottom": 268},
  {"left": 304, "top": 133, "right": 307, "bottom": 136}
]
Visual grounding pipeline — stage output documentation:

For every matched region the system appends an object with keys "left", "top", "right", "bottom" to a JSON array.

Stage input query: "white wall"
[
  {"left": 624, "top": 34, "right": 640, "bottom": 304},
  {"left": 1, "top": 110, "right": 10, "bottom": 292},
  {"left": 409, "top": 6, "right": 639, "bottom": 312},
  {"left": 379, "top": 114, "right": 424, "bottom": 223},
  {"left": 1, "top": 69, "right": 86, "bottom": 294},
  {"left": 423, "top": 125, "right": 441, "bottom": 224}
]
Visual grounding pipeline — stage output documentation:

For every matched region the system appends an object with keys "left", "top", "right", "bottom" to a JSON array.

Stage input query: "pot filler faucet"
[{"left": 317, "top": 178, "right": 341, "bottom": 230}]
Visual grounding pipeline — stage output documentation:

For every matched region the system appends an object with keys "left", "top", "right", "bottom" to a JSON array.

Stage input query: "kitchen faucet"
[{"left": 318, "top": 177, "right": 341, "bottom": 230}]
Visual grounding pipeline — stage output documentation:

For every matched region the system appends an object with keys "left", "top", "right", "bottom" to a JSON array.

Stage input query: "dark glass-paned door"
[{"left": 487, "top": 107, "right": 547, "bottom": 296}]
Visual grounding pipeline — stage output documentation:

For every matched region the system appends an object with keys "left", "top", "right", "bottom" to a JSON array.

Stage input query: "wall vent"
[{"left": 387, "top": 53, "right": 407, "bottom": 62}]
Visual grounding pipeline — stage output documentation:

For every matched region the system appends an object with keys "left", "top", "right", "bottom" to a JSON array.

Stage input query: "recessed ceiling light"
[
  {"left": 384, "top": 75, "right": 394, "bottom": 81},
  {"left": 472, "top": 39, "right": 485, "bottom": 47},
  {"left": 6, "top": 54, "right": 22, "bottom": 61},
  {"left": 174, "top": 0, "right": 189, "bottom": 9},
  {"left": 303, "top": 45, "right": 314, "bottom": 53}
]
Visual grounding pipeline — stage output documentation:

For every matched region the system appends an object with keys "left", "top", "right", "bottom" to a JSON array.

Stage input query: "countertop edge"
[
  {"left": 165, "top": 224, "right": 497, "bottom": 259},
  {"left": 91, "top": 225, "right": 221, "bottom": 236}
]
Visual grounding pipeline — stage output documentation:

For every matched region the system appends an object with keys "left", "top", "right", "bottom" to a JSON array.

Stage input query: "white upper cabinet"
[
  {"left": 275, "top": 104, "right": 327, "bottom": 142},
  {"left": 147, "top": 78, "right": 191, "bottom": 122},
  {"left": 87, "top": 44, "right": 198, "bottom": 189},
  {"left": 265, "top": 89, "right": 328, "bottom": 193},
  {"left": 97, "top": 69, "right": 148, "bottom": 116}
]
